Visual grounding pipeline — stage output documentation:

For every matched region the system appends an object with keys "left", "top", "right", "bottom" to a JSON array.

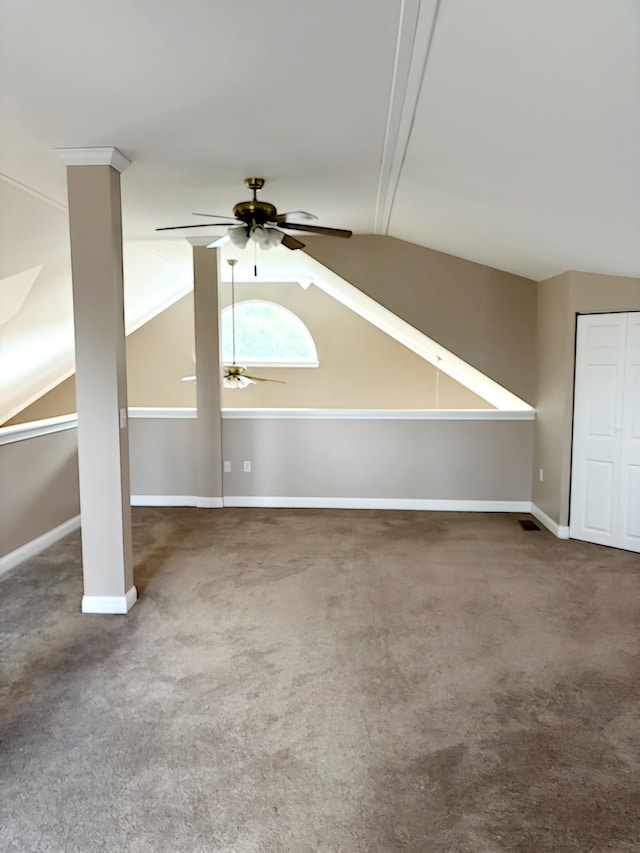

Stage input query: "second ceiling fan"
[{"left": 156, "top": 177, "right": 352, "bottom": 250}]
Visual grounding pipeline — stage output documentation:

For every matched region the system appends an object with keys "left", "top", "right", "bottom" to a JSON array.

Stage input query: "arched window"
[{"left": 221, "top": 300, "right": 319, "bottom": 366}]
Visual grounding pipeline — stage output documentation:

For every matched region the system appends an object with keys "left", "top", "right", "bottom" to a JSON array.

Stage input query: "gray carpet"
[{"left": 1, "top": 508, "right": 639, "bottom": 853}]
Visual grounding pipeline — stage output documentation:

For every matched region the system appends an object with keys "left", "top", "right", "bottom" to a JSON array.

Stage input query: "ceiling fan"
[
  {"left": 156, "top": 177, "right": 352, "bottom": 251},
  {"left": 223, "top": 259, "right": 285, "bottom": 389},
  {"left": 182, "top": 260, "right": 287, "bottom": 389}
]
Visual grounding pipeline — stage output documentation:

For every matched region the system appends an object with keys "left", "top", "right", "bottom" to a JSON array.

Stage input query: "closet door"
[
  {"left": 570, "top": 314, "right": 626, "bottom": 547},
  {"left": 618, "top": 313, "right": 640, "bottom": 552}
]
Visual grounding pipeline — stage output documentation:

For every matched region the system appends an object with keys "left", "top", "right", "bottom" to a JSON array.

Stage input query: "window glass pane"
[{"left": 222, "top": 300, "right": 318, "bottom": 363}]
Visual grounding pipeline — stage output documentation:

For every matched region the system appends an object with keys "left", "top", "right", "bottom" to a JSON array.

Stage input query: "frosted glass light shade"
[
  {"left": 223, "top": 374, "right": 256, "bottom": 389},
  {"left": 228, "top": 226, "right": 250, "bottom": 248}
]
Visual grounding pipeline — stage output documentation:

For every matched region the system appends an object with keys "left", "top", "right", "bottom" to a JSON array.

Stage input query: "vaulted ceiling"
[{"left": 1, "top": 0, "right": 639, "bottom": 419}]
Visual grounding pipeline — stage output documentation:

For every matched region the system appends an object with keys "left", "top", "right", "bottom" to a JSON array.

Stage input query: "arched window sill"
[{"left": 223, "top": 361, "right": 319, "bottom": 369}]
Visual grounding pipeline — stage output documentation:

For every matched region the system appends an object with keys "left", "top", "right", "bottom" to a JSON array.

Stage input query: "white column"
[
  {"left": 57, "top": 147, "right": 136, "bottom": 614},
  {"left": 188, "top": 239, "right": 223, "bottom": 506}
]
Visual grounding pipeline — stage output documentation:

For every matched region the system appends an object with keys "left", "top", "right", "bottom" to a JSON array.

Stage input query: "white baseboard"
[
  {"left": 530, "top": 503, "right": 570, "bottom": 539},
  {"left": 0, "top": 514, "right": 81, "bottom": 578},
  {"left": 223, "top": 497, "right": 532, "bottom": 512},
  {"left": 82, "top": 585, "right": 138, "bottom": 614},
  {"left": 130, "top": 495, "right": 223, "bottom": 508},
  {"left": 196, "top": 497, "right": 224, "bottom": 508}
]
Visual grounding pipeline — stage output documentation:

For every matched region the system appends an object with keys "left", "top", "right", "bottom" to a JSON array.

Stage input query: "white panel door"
[
  {"left": 570, "top": 314, "right": 626, "bottom": 547},
  {"left": 618, "top": 312, "right": 640, "bottom": 552}
]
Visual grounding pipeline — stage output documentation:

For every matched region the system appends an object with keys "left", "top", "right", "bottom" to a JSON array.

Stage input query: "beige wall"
[
  {"left": 127, "top": 414, "right": 533, "bottom": 502},
  {"left": 217, "top": 282, "right": 491, "bottom": 409},
  {"left": 0, "top": 429, "right": 79, "bottom": 558},
  {"left": 221, "top": 416, "right": 533, "bottom": 501},
  {"left": 4, "top": 376, "right": 76, "bottom": 425},
  {"left": 533, "top": 271, "right": 640, "bottom": 525},
  {"left": 303, "top": 235, "right": 537, "bottom": 404},
  {"left": 129, "top": 417, "right": 199, "bottom": 497},
  {"left": 7, "top": 280, "right": 493, "bottom": 421},
  {"left": 126, "top": 292, "right": 196, "bottom": 408}
]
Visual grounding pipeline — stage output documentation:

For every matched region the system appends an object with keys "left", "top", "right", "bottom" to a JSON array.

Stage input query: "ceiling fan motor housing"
[{"left": 232, "top": 199, "right": 278, "bottom": 226}]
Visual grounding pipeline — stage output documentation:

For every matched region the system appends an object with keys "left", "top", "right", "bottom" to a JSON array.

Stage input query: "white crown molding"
[
  {"left": 82, "top": 586, "right": 137, "bottom": 614},
  {"left": 54, "top": 147, "right": 131, "bottom": 172}
]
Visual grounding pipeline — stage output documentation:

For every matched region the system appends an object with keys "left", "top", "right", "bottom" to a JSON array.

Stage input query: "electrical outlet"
[
  {"left": 243, "top": 460, "right": 251, "bottom": 473},
  {"left": 539, "top": 468, "right": 544, "bottom": 482},
  {"left": 223, "top": 461, "right": 231, "bottom": 473}
]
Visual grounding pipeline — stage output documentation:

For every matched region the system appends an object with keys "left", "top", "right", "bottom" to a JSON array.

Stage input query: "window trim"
[{"left": 221, "top": 299, "right": 319, "bottom": 368}]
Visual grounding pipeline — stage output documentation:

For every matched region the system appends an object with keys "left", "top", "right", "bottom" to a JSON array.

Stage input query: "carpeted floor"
[{"left": 1, "top": 508, "right": 639, "bottom": 853}]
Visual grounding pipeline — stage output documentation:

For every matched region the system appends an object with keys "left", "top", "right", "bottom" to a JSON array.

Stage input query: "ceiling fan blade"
[
  {"left": 274, "top": 210, "right": 317, "bottom": 222},
  {"left": 156, "top": 223, "right": 237, "bottom": 231},
  {"left": 192, "top": 213, "right": 236, "bottom": 219},
  {"left": 278, "top": 222, "right": 352, "bottom": 239},
  {"left": 281, "top": 233, "right": 306, "bottom": 250},
  {"left": 243, "top": 375, "right": 286, "bottom": 384}
]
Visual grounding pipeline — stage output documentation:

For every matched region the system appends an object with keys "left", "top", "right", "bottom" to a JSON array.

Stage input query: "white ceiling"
[
  {"left": 0, "top": 0, "right": 639, "bottom": 418},
  {"left": 1, "top": 0, "right": 638, "bottom": 279}
]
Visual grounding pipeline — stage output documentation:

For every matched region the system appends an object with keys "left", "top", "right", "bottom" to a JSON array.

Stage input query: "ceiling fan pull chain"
[{"left": 228, "top": 259, "right": 238, "bottom": 366}]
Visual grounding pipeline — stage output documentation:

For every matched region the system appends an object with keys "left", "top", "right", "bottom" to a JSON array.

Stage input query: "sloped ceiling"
[
  {"left": 0, "top": 0, "right": 638, "bottom": 417},
  {"left": 0, "top": 178, "right": 194, "bottom": 421}
]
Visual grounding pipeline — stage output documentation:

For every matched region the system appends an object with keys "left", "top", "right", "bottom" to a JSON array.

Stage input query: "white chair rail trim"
[
  {"left": 0, "top": 413, "right": 78, "bottom": 445},
  {"left": 0, "top": 406, "right": 536, "bottom": 446},
  {"left": 221, "top": 408, "right": 535, "bottom": 421}
]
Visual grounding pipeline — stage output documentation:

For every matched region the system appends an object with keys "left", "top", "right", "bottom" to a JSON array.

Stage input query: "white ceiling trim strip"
[
  {"left": 0, "top": 172, "right": 68, "bottom": 211},
  {"left": 373, "top": 0, "right": 442, "bottom": 235}
]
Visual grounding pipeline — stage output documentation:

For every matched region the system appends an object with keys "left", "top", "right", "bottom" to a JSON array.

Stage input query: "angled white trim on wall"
[
  {"left": 299, "top": 252, "right": 533, "bottom": 412},
  {"left": 0, "top": 514, "right": 80, "bottom": 578},
  {"left": 0, "top": 413, "right": 78, "bottom": 445}
]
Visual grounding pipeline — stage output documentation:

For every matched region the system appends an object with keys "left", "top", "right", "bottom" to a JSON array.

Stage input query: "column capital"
[
  {"left": 186, "top": 236, "right": 217, "bottom": 247},
  {"left": 55, "top": 146, "right": 131, "bottom": 173}
]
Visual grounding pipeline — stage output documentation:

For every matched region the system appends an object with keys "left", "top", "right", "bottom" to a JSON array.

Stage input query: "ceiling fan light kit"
[{"left": 156, "top": 177, "right": 353, "bottom": 252}]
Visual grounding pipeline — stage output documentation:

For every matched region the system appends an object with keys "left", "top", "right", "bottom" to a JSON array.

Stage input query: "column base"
[{"left": 81, "top": 586, "right": 137, "bottom": 614}]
